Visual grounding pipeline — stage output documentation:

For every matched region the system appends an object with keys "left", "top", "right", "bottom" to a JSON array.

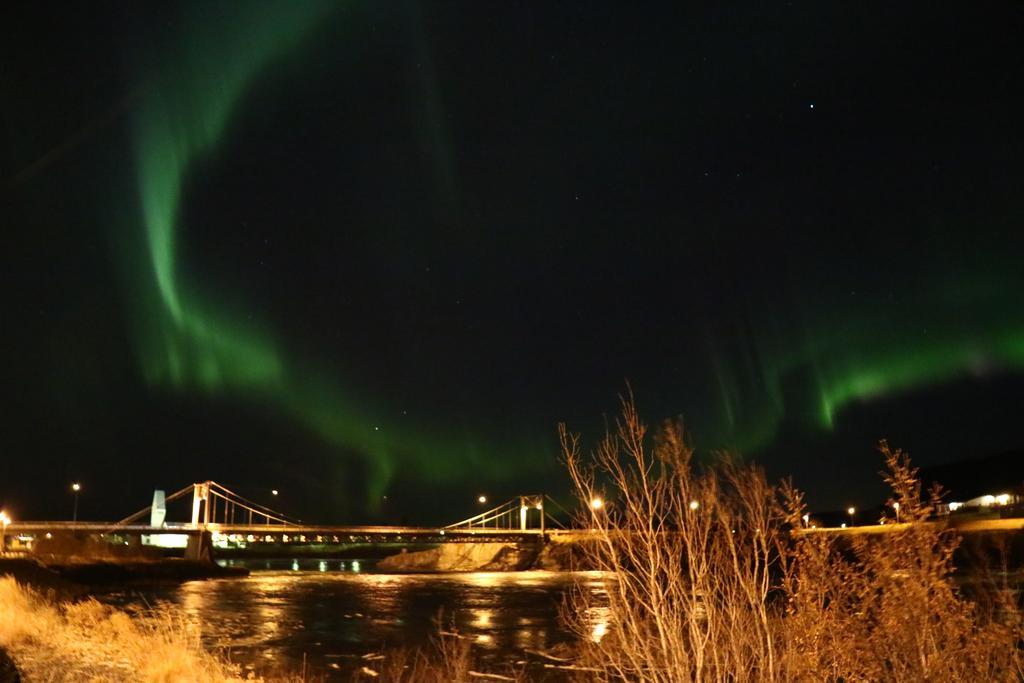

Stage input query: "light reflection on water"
[{"left": 99, "top": 560, "right": 609, "bottom": 679}]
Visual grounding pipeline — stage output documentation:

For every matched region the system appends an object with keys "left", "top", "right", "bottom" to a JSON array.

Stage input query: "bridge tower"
[
  {"left": 519, "top": 496, "right": 545, "bottom": 534},
  {"left": 190, "top": 481, "right": 211, "bottom": 528},
  {"left": 150, "top": 490, "right": 167, "bottom": 528}
]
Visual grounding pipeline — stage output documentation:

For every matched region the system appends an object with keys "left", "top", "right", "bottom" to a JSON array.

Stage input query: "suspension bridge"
[{"left": 2, "top": 481, "right": 572, "bottom": 559}]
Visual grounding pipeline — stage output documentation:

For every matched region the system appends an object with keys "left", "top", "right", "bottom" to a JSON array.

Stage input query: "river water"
[{"left": 97, "top": 558, "right": 610, "bottom": 680}]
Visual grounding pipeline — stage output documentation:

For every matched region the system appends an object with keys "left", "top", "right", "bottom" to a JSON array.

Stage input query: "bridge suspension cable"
[
  {"left": 206, "top": 481, "right": 302, "bottom": 526},
  {"left": 111, "top": 484, "right": 195, "bottom": 528},
  {"left": 108, "top": 481, "right": 299, "bottom": 530},
  {"left": 443, "top": 494, "right": 563, "bottom": 532},
  {"left": 444, "top": 497, "right": 522, "bottom": 530},
  {"left": 542, "top": 494, "right": 570, "bottom": 530}
]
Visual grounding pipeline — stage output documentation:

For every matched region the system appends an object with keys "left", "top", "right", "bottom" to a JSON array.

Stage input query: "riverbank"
[
  {"left": 0, "top": 571, "right": 584, "bottom": 681},
  {"left": 0, "top": 556, "right": 247, "bottom": 590},
  {"left": 0, "top": 576, "right": 253, "bottom": 682},
  {"left": 0, "top": 558, "right": 255, "bottom": 681}
]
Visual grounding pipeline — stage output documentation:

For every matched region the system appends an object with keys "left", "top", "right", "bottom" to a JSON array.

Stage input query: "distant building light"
[
  {"left": 981, "top": 495, "right": 996, "bottom": 507},
  {"left": 948, "top": 502, "right": 963, "bottom": 512},
  {"left": 996, "top": 493, "right": 1011, "bottom": 506}
]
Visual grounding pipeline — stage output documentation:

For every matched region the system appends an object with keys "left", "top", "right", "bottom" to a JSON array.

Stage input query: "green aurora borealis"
[
  {"left": 125, "top": 2, "right": 1024, "bottom": 492},
  {"left": 128, "top": 2, "right": 532, "bottom": 503},
  {"left": 699, "top": 267, "right": 1024, "bottom": 453},
  {"left": 5, "top": 2, "right": 1022, "bottom": 519}
]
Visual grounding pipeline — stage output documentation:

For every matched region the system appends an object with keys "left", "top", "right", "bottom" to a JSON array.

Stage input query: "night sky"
[{"left": 3, "top": 2, "right": 1023, "bottom": 524}]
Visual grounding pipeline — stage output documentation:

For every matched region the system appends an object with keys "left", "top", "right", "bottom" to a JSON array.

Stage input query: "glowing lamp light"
[
  {"left": 478, "top": 495, "right": 487, "bottom": 504},
  {"left": 271, "top": 489, "right": 279, "bottom": 497},
  {"left": 948, "top": 502, "right": 963, "bottom": 512},
  {"left": 996, "top": 493, "right": 1011, "bottom": 506},
  {"left": 589, "top": 497, "right": 604, "bottom": 511},
  {"left": 71, "top": 483, "right": 81, "bottom": 492},
  {"left": 981, "top": 495, "right": 995, "bottom": 506},
  {"left": 847, "top": 507, "right": 856, "bottom": 516},
  {"left": 802, "top": 513, "right": 810, "bottom": 526},
  {"left": 689, "top": 500, "right": 700, "bottom": 511}
]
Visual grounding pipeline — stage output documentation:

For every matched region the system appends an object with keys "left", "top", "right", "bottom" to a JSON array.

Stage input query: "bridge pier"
[{"left": 185, "top": 530, "right": 213, "bottom": 562}]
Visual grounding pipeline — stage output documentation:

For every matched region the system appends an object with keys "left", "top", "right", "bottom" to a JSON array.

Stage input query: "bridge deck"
[{"left": 6, "top": 522, "right": 558, "bottom": 540}]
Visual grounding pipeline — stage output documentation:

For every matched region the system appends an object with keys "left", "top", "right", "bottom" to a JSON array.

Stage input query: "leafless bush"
[
  {"left": 561, "top": 394, "right": 785, "bottom": 682},
  {"left": 781, "top": 441, "right": 1024, "bottom": 681},
  {"left": 560, "top": 395, "right": 1024, "bottom": 682}
]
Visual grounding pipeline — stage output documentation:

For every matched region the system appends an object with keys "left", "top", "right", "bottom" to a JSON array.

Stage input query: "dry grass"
[
  {"left": 0, "top": 576, "right": 261, "bottom": 682},
  {"left": 353, "top": 615, "right": 528, "bottom": 683},
  {"left": 560, "top": 393, "right": 1024, "bottom": 682}
]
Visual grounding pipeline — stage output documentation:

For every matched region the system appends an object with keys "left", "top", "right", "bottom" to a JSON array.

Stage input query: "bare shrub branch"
[{"left": 562, "top": 397, "right": 1024, "bottom": 682}]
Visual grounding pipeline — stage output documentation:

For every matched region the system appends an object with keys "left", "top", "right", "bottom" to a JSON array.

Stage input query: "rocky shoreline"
[{"left": 377, "top": 536, "right": 596, "bottom": 572}]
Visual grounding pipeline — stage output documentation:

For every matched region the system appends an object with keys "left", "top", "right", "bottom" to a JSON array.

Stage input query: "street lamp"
[
  {"left": 477, "top": 495, "right": 487, "bottom": 504},
  {"left": 892, "top": 501, "right": 900, "bottom": 524},
  {"left": 71, "top": 482, "right": 81, "bottom": 523},
  {"left": 847, "top": 506, "right": 856, "bottom": 527},
  {"left": 271, "top": 489, "right": 279, "bottom": 497},
  {"left": 802, "top": 513, "right": 810, "bottom": 527},
  {"left": 689, "top": 500, "right": 700, "bottom": 511},
  {"left": 589, "top": 497, "right": 604, "bottom": 511}
]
